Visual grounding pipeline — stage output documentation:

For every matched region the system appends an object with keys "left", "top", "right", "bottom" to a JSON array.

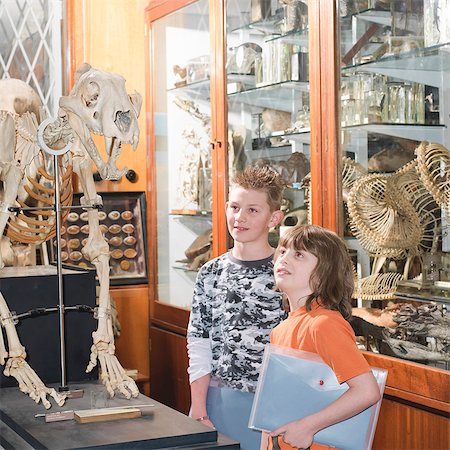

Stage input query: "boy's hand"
[
  {"left": 270, "top": 418, "right": 314, "bottom": 449},
  {"left": 197, "top": 417, "right": 215, "bottom": 429}
]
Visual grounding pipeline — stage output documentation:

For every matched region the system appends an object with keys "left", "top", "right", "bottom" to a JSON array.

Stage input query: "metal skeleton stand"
[{"left": 37, "top": 118, "right": 73, "bottom": 392}]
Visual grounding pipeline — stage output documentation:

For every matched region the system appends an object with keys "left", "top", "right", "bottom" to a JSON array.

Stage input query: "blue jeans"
[{"left": 207, "top": 386, "right": 261, "bottom": 450}]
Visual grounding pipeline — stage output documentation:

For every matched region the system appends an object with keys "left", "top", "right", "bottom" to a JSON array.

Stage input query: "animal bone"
[
  {"left": 281, "top": 208, "right": 309, "bottom": 227},
  {"left": 416, "top": 141, "right": 450, "bottom": 214},
  {"left": 254, "top": 152, "right": 310, "bottom": 185},
  {"left": 382, "top": 333, "right": 449, "bottom": 362},
  {"left": 368, "top": 142, "right": 416, "bottom": 173},
  {"left": 261, "top": 108, "right": 292, "bottom": 133},
  {"left": 347, "top": 172, "right": 423, "bottom": 259},
  {"left": 392, "top": 303, "right": 450, "bottom": 341},
  {"left": 189, "top": 248, "right": 212, "bottom": 271},
  {"left": 60, "top": 63, "right": 141, "bottom": 181},
  {"left": 342, "top": 156, "right": 367, "bottom": 202},
  {"left": 0, "top": 64, "right": 141, "bottom": 408},
  {"left": 173, "top": 98, "right": 212, "bottom": 210},
  {"left": 185, "top": 229, "right": 212, "bottom": 261},
  {"left": 353, "top": 272, "right": 403, "bottom": 301},
  {"left": 172, "top": 65, "right": 187, "bottom": 88}
]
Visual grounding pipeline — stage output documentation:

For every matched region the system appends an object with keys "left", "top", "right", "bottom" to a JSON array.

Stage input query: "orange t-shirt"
[{"left": 266, "top": 300, "right": 371, "bottom": 450}]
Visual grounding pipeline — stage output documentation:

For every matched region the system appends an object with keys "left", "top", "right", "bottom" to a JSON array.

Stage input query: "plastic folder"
[{"left": 249, "top": 344, "right": 387, "bottom": 450}]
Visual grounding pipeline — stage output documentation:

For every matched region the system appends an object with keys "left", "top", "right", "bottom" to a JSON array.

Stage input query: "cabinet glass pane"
[
  {"left": 152, "top": 0, "right": 212, "bottom": 309},
  {"left": 226, "top": 0, "right": 311, "bottom": 248},
  {"left": 339, "top": 0, "right": 449, "bottom": 370}
]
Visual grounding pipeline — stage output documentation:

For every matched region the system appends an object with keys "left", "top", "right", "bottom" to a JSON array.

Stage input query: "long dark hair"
[{"left": 276, "top": 224, "right": 354, "bottom": 320}]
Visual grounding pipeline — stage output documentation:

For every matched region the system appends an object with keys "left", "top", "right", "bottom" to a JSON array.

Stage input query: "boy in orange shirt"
[{"left": 262, "top": 224, "right": 380, "bottom": 450}]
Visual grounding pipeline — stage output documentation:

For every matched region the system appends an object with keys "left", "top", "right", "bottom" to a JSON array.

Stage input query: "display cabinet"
[
  {"left": 146, "top": 0, "right": 449, "bottom": 447},
  {"left": 338, "top": 2, "right": 449, "bottom": 448},
  {"left": 147, "top": 0, "right": 313, "bottom": 318},
  {"left": 145, "top": 0, "right": 320, "bottom": 414},
  {"left": 338, "top": 0, "right": 450, "bottom": 369},
  {"left": 146, "top": 0, "right": 214, "bottom": 323}
]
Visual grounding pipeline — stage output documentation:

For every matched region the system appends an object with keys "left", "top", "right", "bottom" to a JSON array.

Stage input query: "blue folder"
[{"left": 249, "top": 345, "right": 387, "bottom": 450}]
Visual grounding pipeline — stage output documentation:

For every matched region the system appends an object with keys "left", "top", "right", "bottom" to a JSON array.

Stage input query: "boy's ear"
[
  {"left": 225, "top": 201, "right": 229, "bottom": 212},
  {"left": 269, "top": 210, "right": 284, "bottom": 228}
]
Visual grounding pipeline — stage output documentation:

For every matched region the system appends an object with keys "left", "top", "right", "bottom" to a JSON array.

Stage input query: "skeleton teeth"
[{"left": 104, "top": 136, "right": 113, "bottom": 156}]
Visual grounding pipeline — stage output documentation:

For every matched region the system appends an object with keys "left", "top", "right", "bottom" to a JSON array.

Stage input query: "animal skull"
[{"left": 59, "top": 63, "right": 142, "bottom": 180}]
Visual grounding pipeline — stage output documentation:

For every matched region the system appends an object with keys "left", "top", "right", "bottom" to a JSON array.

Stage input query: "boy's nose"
[{"left": 235, "top": 210, "right": 246, "bottom": 221}]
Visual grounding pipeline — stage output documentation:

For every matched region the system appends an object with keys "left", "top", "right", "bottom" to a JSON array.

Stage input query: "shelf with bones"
[{"left": 338, "top": 8, "right": 450, "bottom": 368}]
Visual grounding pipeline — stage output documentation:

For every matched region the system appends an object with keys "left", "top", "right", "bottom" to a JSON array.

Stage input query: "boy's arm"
[
  {"left": 270, "top": 371, "right": 381, "bottom": 449},
  {"left": 190, "top": 373, "right": 214, "bottom": 428},
  {"left": 187, "top": 266, "right": 214, "bottom": 427},
  {"left": 187, "top": 336, "right": 212, "bottom": 426}
]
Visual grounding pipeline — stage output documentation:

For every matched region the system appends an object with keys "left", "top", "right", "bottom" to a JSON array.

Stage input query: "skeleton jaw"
[{"left": 87, "top": 133, "right": 128, "bottom": 181}]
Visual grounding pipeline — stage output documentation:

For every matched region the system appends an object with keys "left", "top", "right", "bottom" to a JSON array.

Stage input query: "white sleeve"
[{"left": 187, "top": 336, "right": 212, "bottom": 383}]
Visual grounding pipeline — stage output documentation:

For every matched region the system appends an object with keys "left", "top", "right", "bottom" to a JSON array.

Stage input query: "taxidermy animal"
[{"left": 0, "top": 63, "right": 142, "bottom": 408}]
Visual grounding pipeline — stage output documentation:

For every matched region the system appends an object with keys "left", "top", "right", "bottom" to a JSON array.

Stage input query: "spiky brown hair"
[{"left": 230, "top": 166, "right": 285, "bottom": 212}]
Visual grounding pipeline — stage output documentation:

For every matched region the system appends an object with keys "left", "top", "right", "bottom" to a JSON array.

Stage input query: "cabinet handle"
[{"left": 209, "top": 140, "right": 222, "bottom": 150}]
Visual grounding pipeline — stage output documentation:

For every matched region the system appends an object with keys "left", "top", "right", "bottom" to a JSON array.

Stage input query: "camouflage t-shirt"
[{"left": 187, "top": 252, "right": 286, "bottom": 393}]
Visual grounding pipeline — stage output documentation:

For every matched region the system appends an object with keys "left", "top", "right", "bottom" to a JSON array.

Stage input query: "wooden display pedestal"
[{"left": 0, "top": 265, "right": 97, "bottom": 388}]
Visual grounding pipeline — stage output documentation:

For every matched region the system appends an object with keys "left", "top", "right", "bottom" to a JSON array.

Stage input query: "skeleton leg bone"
[
  {"left": 0, "top": 107, "right": 67, "bottom": 408},
  {"left": 371, "top": 256, "right": 386, "bottom": 275},
  {"left": 74, "top": 156, "right": 138, "bottom": 398},
  {"left": 0, "top": 292, "right": 66, "bottom": 408}
]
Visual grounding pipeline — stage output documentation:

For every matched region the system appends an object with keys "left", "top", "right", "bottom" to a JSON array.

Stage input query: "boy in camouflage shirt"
[{"left": 188, "top": 166, "right": 287, "bottom": 449}]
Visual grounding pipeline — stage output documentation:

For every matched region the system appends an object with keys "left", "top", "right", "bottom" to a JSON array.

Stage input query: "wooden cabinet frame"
[
  {"left": 144, "top": 0, "right": 449, "bottom": 445},
  {"left": 143, "top": 0, "right": 337, "bottom": 330}
]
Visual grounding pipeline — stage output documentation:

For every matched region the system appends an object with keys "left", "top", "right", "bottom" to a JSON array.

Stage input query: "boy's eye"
[
  {"left": 295, "top": 251, "right": 303, "bottom": 258},
  {"left": 278, "top": 248, "right": 286, "bottom": 255},
  {"left": 249, "top": 208, "right": 258, "bottom": 213}
]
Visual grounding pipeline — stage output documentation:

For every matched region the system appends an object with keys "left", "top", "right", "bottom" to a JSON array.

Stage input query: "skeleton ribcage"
[{"left": 5, "top": 162, "right": 73, "bottom": 244}]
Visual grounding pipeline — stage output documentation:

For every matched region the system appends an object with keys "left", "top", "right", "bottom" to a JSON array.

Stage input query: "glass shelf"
[
  {"left": 227, "top": 73, "right": 257, "bottom": 93},
  {"left": 341, "top": 8, "right": 391, "bottom": 26},
  {"left": 272, "top": 128, "right": 311, "bottom": 143},
  {"left": 265, "top": 28, "right": 308, "bottom": 48},
  {"left": 228, "top": 80, "right": 309, "bottom": 112},
  {"left": 342, "top": 122, "right": 446, "bottom": 143},
  {"left": 172, "top": 262, "right": 199, "bottom": 273},
  {"left": 169, "top": 209, "right": 211, "bottom": 216},
  {"left": 342, "top": 42, "right": 450, "bottom": 87},
  {"left": 395, "top": 279, "right": 450, "bottom": 305},
  {"left": 167, "top": 78, "right": 210, "bottom": 99},
  {"left": 169, "top": 74, "right": 259, "bottom": 99},
  {"left": 230, "top": 13, "right": 282, "bottom": 35}
]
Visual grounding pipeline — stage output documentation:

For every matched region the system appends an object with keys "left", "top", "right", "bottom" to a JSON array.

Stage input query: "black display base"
[
  {"left": 0, "top": 266, "right": 97, "bottom": 388},
  {"left": 0, "top": 383, "right": 240, "bottom": 449}
]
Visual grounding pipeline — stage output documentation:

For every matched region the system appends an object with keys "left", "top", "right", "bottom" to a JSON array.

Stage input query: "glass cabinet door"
[
  {"left": 339, "top": 0, "right": 449, "bottom": 370},
  {"left": 225, "top": 0, "right": 311, "bottom": 247},
  {"left": 151, "top": 0, "right": 212, "bottom": 309}
]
